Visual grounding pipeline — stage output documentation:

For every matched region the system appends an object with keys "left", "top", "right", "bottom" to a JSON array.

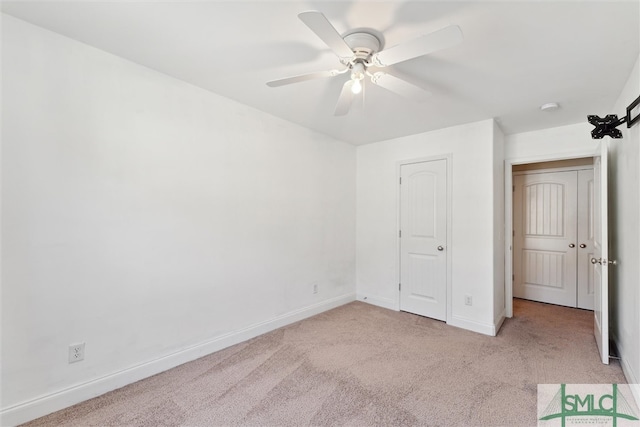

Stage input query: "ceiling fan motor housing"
[{"left": 343, "top": 32, "right": 381, "bottom": 60}]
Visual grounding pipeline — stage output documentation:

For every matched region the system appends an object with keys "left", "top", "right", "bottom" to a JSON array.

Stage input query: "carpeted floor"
[{"left": 23, "top": 299, "right": 629, "bottom": 426}]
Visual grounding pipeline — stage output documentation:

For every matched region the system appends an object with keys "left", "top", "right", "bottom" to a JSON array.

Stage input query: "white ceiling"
[{"left": 2, "top": 1, "right": 639, "bottom": 145}]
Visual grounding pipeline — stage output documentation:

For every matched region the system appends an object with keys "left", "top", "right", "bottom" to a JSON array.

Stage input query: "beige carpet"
[{"left": 23, "top": 299, "right": 628, "bottom": 426}]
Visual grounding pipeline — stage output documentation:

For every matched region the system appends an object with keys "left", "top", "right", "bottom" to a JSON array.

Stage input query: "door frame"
[
  {"left": 504, "top": 150, "right": 597, "bottom": 318},
  {"left": 396, "top": 154, "right": 453, "bottom": 323}
]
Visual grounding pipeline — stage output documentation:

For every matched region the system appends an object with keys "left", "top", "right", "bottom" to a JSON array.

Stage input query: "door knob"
[
  {"left": 569, "top": 243, "right": 575, "bottom": 248},
  {"left": 608, "top": 259, "right": 618, "bottom": 265},
  {"left": 437, "top": 246, "right": 444, "bottom": 251},
  {"left": 579, "top": 244, "right": 587, "bottom": 248},
  {"left": 591, "top": 258, "right": 599, "bottom": 264}
]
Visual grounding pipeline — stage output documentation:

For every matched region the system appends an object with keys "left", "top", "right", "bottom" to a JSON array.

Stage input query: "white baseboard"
[
  {"left": 448, "top": 315, "right": 498, "bottom": 336},
  {"left": 356, "top": 293, "right": 398, "bottom": 311},
  {"left": 614, "top": 338, "right": 640, "bottom": 410},
  {"left": 0, "top": 293, "right": 356, "bottom": 427}
]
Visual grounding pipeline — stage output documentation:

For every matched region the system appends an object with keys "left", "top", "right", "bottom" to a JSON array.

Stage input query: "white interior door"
[
  {"left": 593, "top": 141, "right": 609, "bottom": 365},
  {"left": 577, "top": 169, "right": 595, "bottom": 310},
  {"left": 513, "top": 171, "right": 578, "bottom": 307},
  {"left": 399, "top": 160, "right": 447, "bottom": 321}
]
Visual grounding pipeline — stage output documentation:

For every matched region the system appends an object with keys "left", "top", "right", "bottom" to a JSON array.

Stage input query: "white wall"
[
  {"left": 356, "top": 119, "right": 503, "bottom": 335},
  {"left": 609, "top": 54, "right": 640, "bottom": 393},
  {"left": 1, "top": 15, "right": 356, "bottom": 425},
  {"left": 505, "top": 122, "right": 598, "bottom": 160}
]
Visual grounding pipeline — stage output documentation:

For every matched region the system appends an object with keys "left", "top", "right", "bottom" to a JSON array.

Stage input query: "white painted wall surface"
[
  {"left": 356, "top": 119, "right": 501, "bottom": 335},
  {"left": 1, "top": 15, "right": 356, "bottom": 424},
  {"left": 505, "top": 122, "right": 598, "bottom": 160},
  {"left": 609, "top": 54, "right": 640, "bottom": 391}
]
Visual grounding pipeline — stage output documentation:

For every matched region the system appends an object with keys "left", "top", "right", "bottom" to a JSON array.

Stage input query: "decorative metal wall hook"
[{"left": 588, "top": 94, "right": 640, "bottom": 139}]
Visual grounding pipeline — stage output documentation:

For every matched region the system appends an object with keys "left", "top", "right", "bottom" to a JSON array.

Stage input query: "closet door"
[
  {"left": 513, "top": 171, "right": 578, "bottom": 307},
  {"left": 399, "top": 159, "right": 448, "bottom": 321}
]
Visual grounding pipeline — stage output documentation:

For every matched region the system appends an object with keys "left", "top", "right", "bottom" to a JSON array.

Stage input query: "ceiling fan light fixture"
[
  {"left": 351, "top": 79, "right": 363, "bottom": 94},
  {"left": 351, "top": 62, "right": 365, "bottom": 80},
  {"left": 350, "top": 62, "right": 365, "bottom": 94},
  {"left": 266, "top": 11, "right": 464, "bottom": 116}
]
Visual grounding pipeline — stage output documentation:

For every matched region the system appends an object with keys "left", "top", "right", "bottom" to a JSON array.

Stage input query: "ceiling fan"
[{"left": 266, "top": 11, "right": 463, "bottom": 116}]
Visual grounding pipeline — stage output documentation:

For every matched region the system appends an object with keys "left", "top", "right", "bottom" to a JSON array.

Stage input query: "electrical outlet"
[
  {"left": 464, "top": 294, "right": 473, "bottom": 306},
  {"left": 313, "top": 283, "right": 318, "bottom": 294},
  {"left": 69, "top": 342, "right": 85, "bottom": 363}
]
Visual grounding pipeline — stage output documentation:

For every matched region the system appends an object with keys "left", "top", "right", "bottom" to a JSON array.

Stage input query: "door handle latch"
[{"left": 591, "top": 257, "right": 618, "bottom": 266}]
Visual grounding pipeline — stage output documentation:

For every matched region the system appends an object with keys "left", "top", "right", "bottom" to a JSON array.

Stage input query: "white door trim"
[
  {"left": 396, "top": 154, "right": 453, "bottom": 323},
  {"left": 504, "top": 150, "right": 596, "bottom": 318},
  {"left": 512, "top": 164, "right": 594, "bottom": 176}
]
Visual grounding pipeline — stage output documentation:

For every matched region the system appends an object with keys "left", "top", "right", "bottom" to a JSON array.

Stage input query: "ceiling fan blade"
[
  {"left": 298, "top": 11, "right": 355, "bottom": 60},
  {"left": 266, "top": 70, "right": 339, "bottom": 87},
  {"left": 373, "top": 25, "right": 463, "bottom": 66},
  {"left": 334, "top": 80, "right": 355, "bottom": 116},
  {"left": 370, "top": 72, "right": 431, "bottom": 102}
]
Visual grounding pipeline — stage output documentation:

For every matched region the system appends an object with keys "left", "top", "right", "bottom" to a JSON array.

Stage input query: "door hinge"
[
  {"left": 513, "top": 185, "right": 515, "bottom": 192},
  {"left": 399, "top": 230, "right": 402, "bottom": 238},
  {"left": 399, "top": 283, "right": 401, "bottom": 291},
  {"left": 399, "top": 177, "right": 402, "bottom": 185},
  {"left": 512, "top": 274, "right": 515, "bottom": 282}
]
